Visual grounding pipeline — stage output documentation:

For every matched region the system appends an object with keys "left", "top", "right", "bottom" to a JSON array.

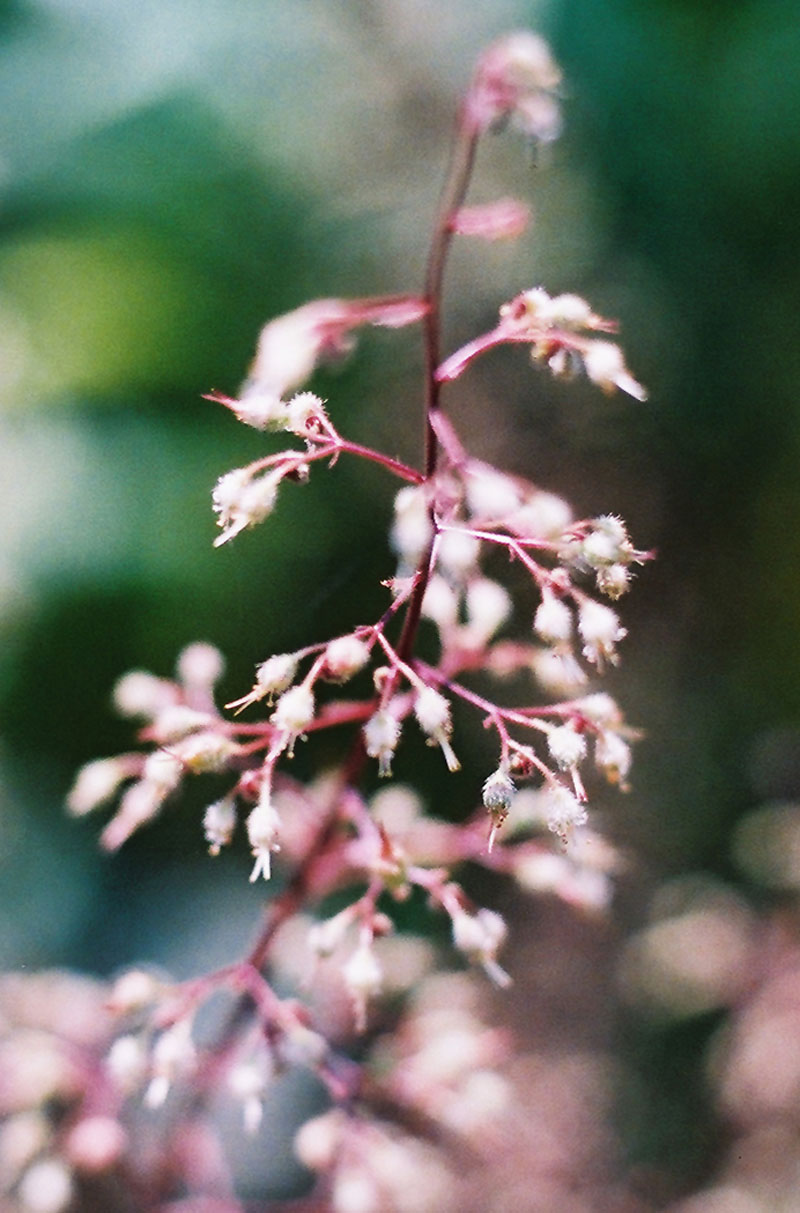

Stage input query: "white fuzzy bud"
[
  {"left": 596, "top": 563, "right": 631, "bottom": 599},
  {"left": 247, "top": 792, "right": 282, "bottom": 882},
  {"left": 232, "top": 388, "right": 288, "bottom": 430},
  {"left": 533, "top": 591, "right": 572, "bottom": 644},
  {"left": 324, "top": 635, "right": 370, "bottom": 682},
  {"left": 575, "top": 692, "right": 622, "bottom": 727},
  {"left": 176, "top": 642, "right": 224, "bottom": 689},
  {"left": 271, "top": 684, "right": 315, "bottom": 748},
  {"left": 391, "top": 485, "right": 433, "bottom": 568},
  {"left": 482, "top": 768, "right": 516, "bottom": 812},
  {"left": 583, "top": 340, "right": 647, "bottom": 401},
  {"left": 414, "top": 687, "right": 459, "bottom": 772},
  {"left": 451, "top": 907, "right": 510, "bottom": 987},
  {"left": 510, "top": 490, "right": 573, "bottom": 539},
  {"left": 364, "top": 709, "right": 401, "bottom": 777},
  {"left": 112, "top": 671, "right": 177, "bottom": 720},
  {"left": 437, "top": 529, "right": 481, "bottom": 581},
  {"left": 465, "top": 577, "right": 512, "bottom": 642},
  {"left": 203, "top": 796, "right": 237, "bottom": 855},
  {"left": 174, "top": 731, "right": 237, "bottom": 774},
  {"left": 256, "top": 653, "right": 297, "bottom": 698},
  {"left": 421, "top": 575, "right": 459, "bottom": 631},
  {"left": 67, "top": 758, "right": 131, "bottom": 816},
  {"left": 464, "top": 467, "right": 521, "bottom": 520},
  {"left": 343, "top": 942, "right": 383, "bottom": 1032},
  {"left": 577, "top": 599, "right": 626, "bottom": 667},
  {"left": 545, "top": 785, "right": 588, "bottom": 844},
  {"left": 285, "top": 391, "right": 327, "bottom": 435},
  {"left": 149, "top": 705, "right": 214, "bottom": 744},
  {"left": 547, "top": 723, "right": 587, "bottom": 770},
  {"left": 595, "top": 731, "right": 632, "bottom": 786},
  {"left": 142, "top": 749, "right": 183, "bottom": 792}
]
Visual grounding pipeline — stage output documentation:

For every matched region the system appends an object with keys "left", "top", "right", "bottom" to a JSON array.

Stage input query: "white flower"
[
  {"left": 285, "top": 391, "right": 327, "bottom": 435},
  {"left": 112, "top": 670, "right": 177, "bottom": 719},
  {"left": 414, "top": 687, "right": 460, "bottom": 772},
  {"left": 145, "top": 1020, "right": 196, "bottom": 1109},
  {"left": 465, "top": 577, "right": 512, "bottom": 643},
  {"left": 364, "top": 709, "right": 401, "bottom": 777},
  {"left": 437, "top": 529, "right": 481, "bottom": 581},
  {"left": 577, "top": 599, "right": 626, "bottom": 667},
  {"left": 67, "top": 757, "right": 132, "bottom": 816},
  {"left": 545, "top": 785, "right": 588, "bottom": 845},
  {"left": 595, "top": 731, "right": 632, "bottom": 787},
  {"left": 546, "top": 723, "right": 587, "bottom": 770},
  {"left": 582, "top": 340, "right": 647, "bottom": 401},
  {"left": 324, "top": 635, "right": 370, "bottom": 682},
  {"left": 271, "top": 683, "right": 315, "bottom": 753},
  {"left": 343, "top": 942, "right": 383, "bottom": 1032},
  {"left": 421, "top": 575, "right": 459, "bottom": 631},
  {"left": 391, "top": 485, "right": 433, "bottom": 568},
  {"left": 533, "top": 591, "right": 572, "bottom": 644},
  {"left": 451, "top": 906, "right": 511, "bottom": 987},
  {"left": 212, "top": 468, "right": 282, "bottom": 547},
  {"left": 464, "top": 467, "right": 521, "bottom": 520},
  {"left": 247, "top": 792, "right": 282, "bottom": 882},
  {"left": 482, "top": 768, "right": 516, "bottom": 812},
  {"left": 176, "top": 641, "right": 225, "bottom": 689},
  {"left": 203, "top": 796, "right": 237, "bottom": 855}
]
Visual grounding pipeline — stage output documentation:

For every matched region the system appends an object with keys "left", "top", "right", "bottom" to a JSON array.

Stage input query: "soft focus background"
[{"left": 3, "top": 0, "right": 800, "bottom": 1204}]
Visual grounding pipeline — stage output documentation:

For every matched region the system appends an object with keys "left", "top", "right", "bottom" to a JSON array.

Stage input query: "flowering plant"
[{"left": 8, "top": 31, "right": 649, "bottom": 1212}]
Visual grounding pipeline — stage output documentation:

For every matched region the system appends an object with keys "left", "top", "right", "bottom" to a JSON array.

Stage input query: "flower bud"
[
  {"left": 67, "top": 757, "right": 133, "bottom": 816},
  {"left": 364, "top": 709, "right": 401, "bottom": 777},
  {"left": 247, "top": 792, "right": 282, "bottom": 882},
  {"left": 546, "top": 723, "right": 587, "bottom": 770},
  {"left": 324, "top": 635, "right": 370, "bottom": 682},
  {"left": 465, "top": 577, "right": 512, "bottom": 642},
  {"left": 533, "top": 591, "right": 572, "bottom": 644},
  {"left": 271, "top": 684, "right": 315, "bottom": 752},
  {"left": 577, "top": 599, "right": 626, "bottom": 667},
  {"left": 176, "top": 642, "right": 224, "bottom": 689},
  {"left": 203, "top": 796, "right": 237, "bottom": 855},
  {"left": 544, "top": 785, "right": 588, "bottom": 845}
]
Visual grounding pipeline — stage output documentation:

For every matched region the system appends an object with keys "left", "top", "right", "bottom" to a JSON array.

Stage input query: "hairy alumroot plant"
[{"left": 51, "top": 31, "right": 650, "bottom": 1213}]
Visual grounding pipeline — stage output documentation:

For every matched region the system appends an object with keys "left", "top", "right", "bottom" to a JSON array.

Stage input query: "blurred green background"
[{"left": 2, "top": 0, "right": 799, "bottom": 1200}]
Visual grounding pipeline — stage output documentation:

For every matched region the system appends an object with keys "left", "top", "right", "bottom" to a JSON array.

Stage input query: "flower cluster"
[{"left": 64, "top": 30, "right": 650, "bottom": 1211}]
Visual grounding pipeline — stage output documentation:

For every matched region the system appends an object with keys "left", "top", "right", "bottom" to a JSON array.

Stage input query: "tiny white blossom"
[
  {"left": 271, "top": 683, "right": 315, "bottom": 753},
  {"left": 247, "top": 792, "right": 282, "bottom": 882},
  {"left": 533, "top": 591, "right": 572, "bottom": 644},
  {"left": 203, "top": 796, "right": 237, "bottom": 855},
  {"left": 324, "top": 635, "right": 370, "bottom": 682},
  {"left": 149, "top": 705, "right": 214, "bottom": 745},
  {"left": 364, "top": 709, "right": 401, "bottom": 777},
  {"left": 414, "top": 686, "right": 460, "bottom": 772},
  {"left": 465, "top": 577, "right": 512, "bottom": 643},
  {"left": 112, "top": 670, "right": 177, "bottom": 720},
  {"left": 67, "top": 758, "right": 132, "bottom": 816},
  {"left": 343, "top": 942, "right": 383, "bottom": 1032},
  {"left": 437, "top": 529, "right": 481, "bottom": 581},
  {"left": 421, "top": 574, "right": 459, "bottom": 631},
  {"left": 595, "top": 730, "right": 632, "bottom": 787},
  {"left": 483, "top": 768, "right": 516, "bottom": 812},
  {"left": 145, "top": 1020, "right": 196, "bottom": 1109},
  {"left": 510, "top": 489, "right": 573, "bottom": 540},
  {"left": 545, "top": 784, "right": 588, "bottom": 845},
  {"left": 546, "top": 723, "right": 587, "bottom": 770},
  {"left": 464, "top": 467, "right": 521, "bottom": 520},
  {"left": 391, "top": 485, "right": 433, "bottom": 568},
  {"left": 577, "top": 599, "right": 626, "bottom": 667},
  {"left": 451, "top": 906, "right": 511, "bottom": 987},
  {"left": 284, "top": 390, "right": 327, "bottom": 435},
  {"left": 176, "top": 642, "right": 225, "bottom": 689},
  {"left": 582, "top": 340, "right": 647, "bottom": 401},
  {"left": 212, "top": 468, "right": 282, "bottom": 547}
]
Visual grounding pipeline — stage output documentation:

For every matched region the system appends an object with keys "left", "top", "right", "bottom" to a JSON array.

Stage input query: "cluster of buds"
[{"left": 63, "top": 28, "right": 652, "bottom": 1209}]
